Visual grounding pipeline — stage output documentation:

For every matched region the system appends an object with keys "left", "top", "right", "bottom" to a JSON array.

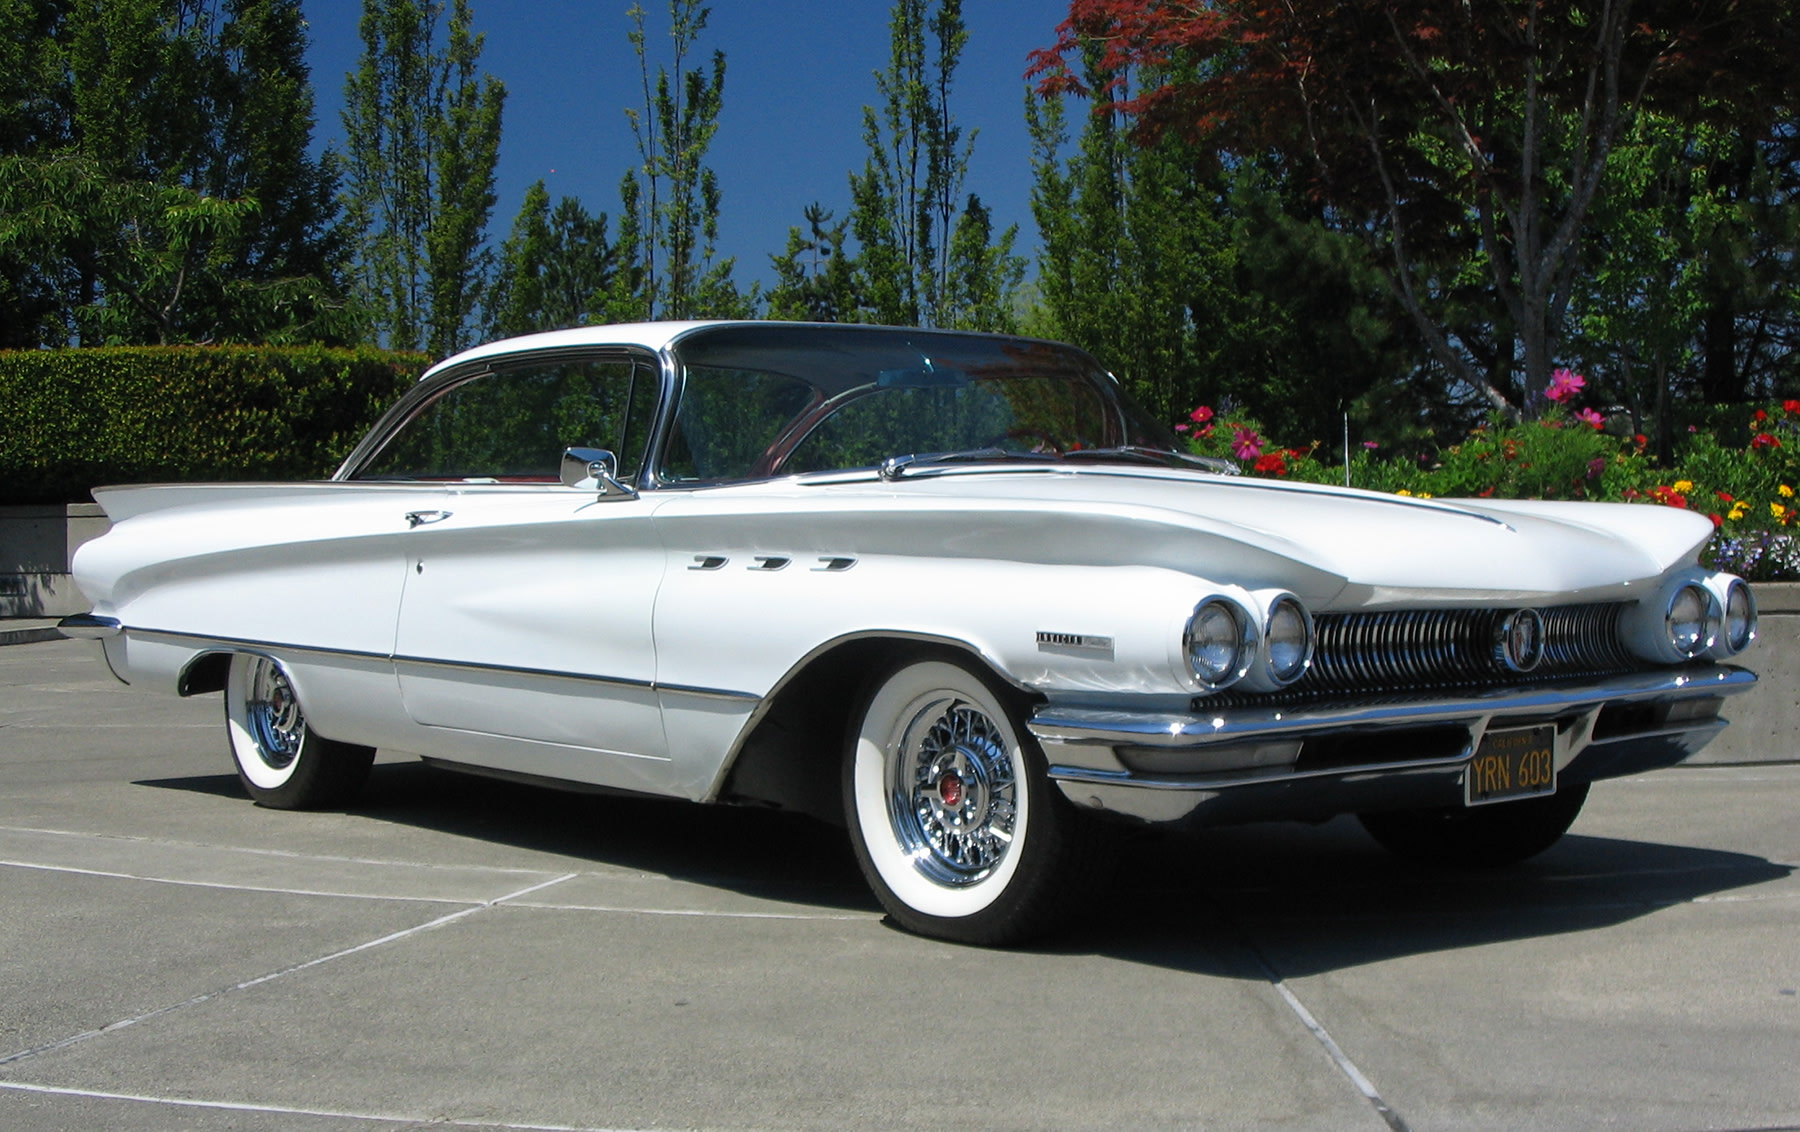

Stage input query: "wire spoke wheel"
[
  {"left": 845, "top": 653, "right": 1112, "bottom": 945},
  {"left": 225, "top": 654, "right": 374, "bottom": 809},
  {"left": 889, "top": 695, "right": 1020, "bottom": 887}
]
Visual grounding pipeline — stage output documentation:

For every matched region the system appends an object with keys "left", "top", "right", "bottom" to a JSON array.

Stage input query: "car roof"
[
  {"left": 416, "top": 320, "right": 1080, "bottom": 384},
  {"left": 418, "top": 321, "right": 731, "bottom": 381}
]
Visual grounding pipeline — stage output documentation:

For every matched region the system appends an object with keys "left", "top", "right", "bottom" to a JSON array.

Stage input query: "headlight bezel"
[
  {"left": 1184, "top": 597, "right": 1257, "bottom": 691},
  {"left": 1663, "top": 581, "right": 1720, "bottom": 660},
  {"left": 1709, "top": 575, "right": 1758, "bottom": 657},
  {"left": 1261, "top": 594, "right": 1315, "bottom": 688}
]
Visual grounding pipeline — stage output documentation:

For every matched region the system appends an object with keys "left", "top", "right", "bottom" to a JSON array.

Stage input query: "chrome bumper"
[{"left": 1030, "top": 666, "right": 1756, "bottom": 826}]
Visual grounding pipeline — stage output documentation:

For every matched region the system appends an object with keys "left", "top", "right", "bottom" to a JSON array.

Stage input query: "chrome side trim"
[
  {"left": 118, "top": 626, "right": 761, "bottom": 702},
  {"left": 57, "top": 613, "right": 122, "bottom": 640},
  {"left": 1030, "top": 666, "right": 1755, "bottom": 750}
]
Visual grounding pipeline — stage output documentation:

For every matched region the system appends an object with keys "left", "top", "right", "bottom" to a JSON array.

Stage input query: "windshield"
[{"left": 657, "top": 324, "right": 1184, "bottom": 484}]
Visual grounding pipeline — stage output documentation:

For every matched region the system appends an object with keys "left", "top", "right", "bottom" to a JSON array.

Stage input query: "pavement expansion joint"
[
  {"left": 0, "top": 1081, "right": 655, "bottom": 1132},
  {"left": 0, "top": 872, "right": 580, "bottom": 1072},
  {"left": 0, "top": 821, "right": 570, "bottom": 875}
]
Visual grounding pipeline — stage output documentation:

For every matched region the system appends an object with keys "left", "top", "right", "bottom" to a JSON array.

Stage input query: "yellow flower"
[
  {"left": 1729, "top": 503, "right": 1749, "bottom": 521},
  {"left": 1418, "top": 492, "right": 1434, "bottom": 499},
  {"left": 1774, "top": 502, "right": 1790, "bottom": 520},
  {"left": 1781, "top": 484, "right": 1795, "bottom": 498},
  {"left": 1396, "top": 489, "right": 1413, "bottom": 497},
  {"left": 1672, "top": 479, "right": 1695, "bottom": 494}
]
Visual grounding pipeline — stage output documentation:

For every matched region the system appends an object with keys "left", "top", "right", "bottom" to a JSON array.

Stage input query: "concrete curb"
[{"left": 0, "top": 624, "right": 64, "bottom": 647}]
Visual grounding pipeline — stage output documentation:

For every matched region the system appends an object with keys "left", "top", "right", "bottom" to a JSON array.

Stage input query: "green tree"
[
  {"left": 342, "top": 0, "right": 504, "bottom": 354},
  {"left": 620, "top": 0, "right": 749, "bottom": 320},
  {"left": 1027, "top": 45, "right": 1414, "bottom": 444},
  {"left": 849, "top": 0, "right": 1020, "bottom": 329},
  {"left": 486, "top": 179, "right": 619, "bottom": 337},
  {"left": 1031, "top": 0, "right": 1800, "bottom": 416},
  {"left": 766, "top": 202, "right": 857, "bottom": 322},
  {"left": 0, "top": 0, "right": 347, "bottom": 346}
]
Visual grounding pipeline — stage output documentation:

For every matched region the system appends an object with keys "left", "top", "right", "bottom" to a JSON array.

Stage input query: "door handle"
[{"left": 404, "top": 510, "right": 453, "bottom": 528}]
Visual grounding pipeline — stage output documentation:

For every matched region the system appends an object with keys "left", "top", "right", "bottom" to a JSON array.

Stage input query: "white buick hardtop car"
[{"left": 63, "top": 322, "right": 1759, "bottom": 943}]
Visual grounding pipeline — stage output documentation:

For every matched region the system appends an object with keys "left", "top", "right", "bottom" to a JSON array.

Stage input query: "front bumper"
[{"left": 1030, "top": 666, "right": 1756, "bottom": 826}]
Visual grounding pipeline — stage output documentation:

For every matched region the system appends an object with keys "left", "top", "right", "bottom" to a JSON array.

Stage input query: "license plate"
[{"left": 1464, "top": 725, "right": 1556, "bottom": 806}]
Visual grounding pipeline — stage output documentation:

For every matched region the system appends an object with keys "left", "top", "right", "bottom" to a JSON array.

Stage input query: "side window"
[
  {"left": 659, "top": 366, "right": 817, "bottom": 483},
  {"left": 357, "top": 358, "right": 655, "bottom": 482}
]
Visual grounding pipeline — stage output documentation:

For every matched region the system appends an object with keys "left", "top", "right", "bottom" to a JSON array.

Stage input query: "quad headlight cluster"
[
  {"left": 1183, "top": 591, "right": 1315, "bottom": 693},
  {"left": 1623, "top": 571, "right": 1756, "bottom": 664}
]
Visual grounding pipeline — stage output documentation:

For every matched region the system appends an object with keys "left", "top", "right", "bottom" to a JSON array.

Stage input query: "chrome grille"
[{"left": 1213, "top": 602, "right": 1640, "bottom": 707}]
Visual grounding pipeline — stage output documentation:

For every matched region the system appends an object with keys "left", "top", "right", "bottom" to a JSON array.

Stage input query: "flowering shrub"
[{"left": 1178, "top": 389, "right": 1800, "bottom": 581}]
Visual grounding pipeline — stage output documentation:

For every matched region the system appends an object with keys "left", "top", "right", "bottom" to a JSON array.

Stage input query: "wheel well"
[
  {"left": 717, "top": 636, "right": 1012, "bottom": 826},
  {"left": 179, "top": 651, "right": 233, "bottom": 696}
]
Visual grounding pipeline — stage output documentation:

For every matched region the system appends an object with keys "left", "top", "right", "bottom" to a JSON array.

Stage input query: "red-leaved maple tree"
[{"left": 1028, "top": 1, "right": 1798, "bottom": 414}]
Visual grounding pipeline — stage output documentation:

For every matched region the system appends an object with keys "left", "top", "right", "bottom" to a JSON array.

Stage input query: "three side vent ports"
[{"left": 688, "top": 554, "right": 858, "bottom": 572}]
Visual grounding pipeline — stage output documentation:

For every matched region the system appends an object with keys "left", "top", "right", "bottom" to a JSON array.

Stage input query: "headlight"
[
  {"left": 1664, "top": 583, "right": 1718, "bottom": 659},
  {"left": 1263, "top": 596, "right": 1314, "bottom": 687},
  {"left": 1721, "top": 577, "right": 1757, "bottom": 654},
  {"left": 1185, "top": 598, "right": 1254, "bottom": 690}
]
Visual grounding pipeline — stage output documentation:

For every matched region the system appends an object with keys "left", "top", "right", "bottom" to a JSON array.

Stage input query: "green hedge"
[{"left": 0, "top": 346, "right": 429, "bottom": 505}]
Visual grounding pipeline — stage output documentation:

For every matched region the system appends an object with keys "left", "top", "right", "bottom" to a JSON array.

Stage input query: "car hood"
[{"left": 779, "top": 466, "right": 1715, "bottom": 608}]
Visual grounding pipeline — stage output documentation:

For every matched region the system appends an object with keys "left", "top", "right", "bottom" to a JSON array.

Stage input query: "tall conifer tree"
[{"left": 342, "top": 0, "right": 504, "bottom": 353}]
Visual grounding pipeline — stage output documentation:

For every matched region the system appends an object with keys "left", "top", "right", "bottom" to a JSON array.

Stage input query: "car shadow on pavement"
[
  {"left": 139, "top": 758, "right": 881, "bottom": 914},
  {"left": 1051, "top": 816, "right": 1794, "bottom": 977},
  {"left": 136, "top": 761, "right": 1790, "bottom": 969}
]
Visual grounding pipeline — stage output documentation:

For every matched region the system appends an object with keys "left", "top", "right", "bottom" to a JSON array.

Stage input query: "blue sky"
[{"left": 302, "top": 0, "right": 1074, "bottom": 293}]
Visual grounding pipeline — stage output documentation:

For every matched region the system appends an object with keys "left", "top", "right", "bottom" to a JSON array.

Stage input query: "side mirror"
[{"left": 560, "top": 447, "right": 636, "bottom": 497}]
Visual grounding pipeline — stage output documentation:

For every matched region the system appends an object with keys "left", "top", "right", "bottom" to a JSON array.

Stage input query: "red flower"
[
  {"left": 1753, "top": 409, "right": 1769, "bottom": 423},
  {"left": 1253, "top": 452, "right": 1288, "bottom": 476},
  {"left": 1784, "top": 399, "right": 1800, "bottom": 415},
  {"left": 1716, "top": 491, "right": 1734, "bottom": 503},
  {"left": 1189, "top": 405, "right": 1214, "bottom": 425},
  {"left": 1708, "top": 513, "right": 1724, "bottom": 528},
  {"left": 1751, "top": 433, "right": 1782, "bottom": 450}
]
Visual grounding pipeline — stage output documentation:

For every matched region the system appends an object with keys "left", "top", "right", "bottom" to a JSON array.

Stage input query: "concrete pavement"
[{"left": 2, "top": 635, "right": 1797, "bottom": 1131}]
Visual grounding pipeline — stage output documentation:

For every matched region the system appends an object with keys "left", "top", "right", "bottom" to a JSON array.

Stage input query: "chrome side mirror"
[{"left": 560, "top": 447, "right": 636, "bottom": 497}]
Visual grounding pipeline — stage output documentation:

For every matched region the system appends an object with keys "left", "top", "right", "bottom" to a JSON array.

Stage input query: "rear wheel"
[
  {"left": 225, "top": 654, "right": 374, "bottom": 809},
  {"left": 844, "top": 653, "right": 1106, "bottom": 945},
  {"left": 1358, "top": 783, "right": 1590, "bottom": 868}
]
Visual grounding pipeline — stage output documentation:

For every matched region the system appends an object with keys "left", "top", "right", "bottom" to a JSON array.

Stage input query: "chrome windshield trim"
[{"left": 1030, "top": 666, "right": 1756, "bottom": 750}]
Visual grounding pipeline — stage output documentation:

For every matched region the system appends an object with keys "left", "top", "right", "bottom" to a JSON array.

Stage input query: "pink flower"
[
  {"left": 1545, "top": 368, "right": 1586, "bottom": 404},
  {"left": 1175, "top": 424, "right": 1189, "bottom": 432},
  {"left": 1189, "top": 405, "right": 1214, "bottom": 425},
  {"left": 1231, "top": 427, "right": 1263, "bottom": 461},
  {"left": 1362, "top": 440, "right": 1379, "bottom": 449},
  {"left": 1575, "top": 407, "right": 1605, "bottom": 429}
]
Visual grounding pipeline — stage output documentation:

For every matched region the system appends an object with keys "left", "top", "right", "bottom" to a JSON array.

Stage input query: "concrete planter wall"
[
  {"left": 0, "top": 504, "right": 110, "bottom": 618},
  {"left": 3, "top": 504, "right": 1792, "bottom": 763},
  {"left": 1691, "top": 581, "right": 1798, "bottom": 765}
]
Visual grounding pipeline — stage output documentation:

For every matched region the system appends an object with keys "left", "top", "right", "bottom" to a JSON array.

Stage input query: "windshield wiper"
[
  {"left": 1060, "top": 446, "right": 1239, "bottom": 474},
  {"left": 879, "top": 449, "right": 1060, "bottom": 480}
]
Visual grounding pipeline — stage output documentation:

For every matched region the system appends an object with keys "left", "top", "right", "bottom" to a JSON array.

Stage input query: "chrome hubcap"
[
  {"left": 245, "top": 659, "right": 305, "bottom": 770},
  {"left": 888, "top": 697, "right": 1017, "bottom": 887}
]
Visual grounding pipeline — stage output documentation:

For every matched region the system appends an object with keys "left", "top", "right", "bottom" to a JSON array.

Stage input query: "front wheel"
[
  {"left": 225, "top": 654, "right": 374, "bottom": 809},
  {"left": 1358, "top": 783, "right": 1590, "bottom": 869},
  {"left": 844, "top": 654, "right": 1105, "bottom": 945}
]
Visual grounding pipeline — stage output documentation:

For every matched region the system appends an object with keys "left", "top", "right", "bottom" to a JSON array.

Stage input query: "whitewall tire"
[
  {"left": 225, "top": 654, "right": 375, "bottom": 809},
  {"left": 844, "top": 653, "right": 1106, "bottom": 945}
]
